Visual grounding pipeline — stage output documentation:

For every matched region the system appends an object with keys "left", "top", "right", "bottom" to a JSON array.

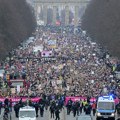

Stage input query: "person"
[
  {"left": 28, "top": 99, "right": 33, "bottom": 107},
  {"left": 14, "top": 103, "right": 20, "bottom": 118},
  {"left": 4, "top": 97, "right": 9, "bottom": 107},
  {"left": 72, "top": 102, "right": 77, "bottom": 117},
  {"left": 3, "top": 110, "right": 8, "bottom": 120},
  {"left": 59, "top": 98, "right": 64, "bottom": 111},
  {"left": 34, "top": 102, "right": 39, "bottom": 117},
  {"left": 85, "top": 103, "right": 92, "bottom": 115},
  {"left": 66, "top": 99, "right": 72, "bottom": 115},
  {"left": 116, "top": 102, "right": 120, "bottom": 114},
  {"left": 26, "top": 98, "right": 29, "bottom": 106},
  {"left": 39, "top": 103, "right": 44, "bottom": 117},
  {"left": 49, "top": 102, "right": 55, "bottom": 118},
  {"left": 4, "top": 106, "right": 9, "bottom": 114},
  {"left": 9, "top": 99, "right": 12, "bottom": 112},
  {"left": 55, "top": 108, "right": 60, "bottom": 120},
  {"left": 0, "top": 101, "right": 2, "bottom": 114},
  {"left": 19, "top": 98, "right": 22, "bottom": 105},
  {"left": 76, "top": 101, "right": 80, "bottom": 116},
  {"left": 45, "top": 98, "right": 49, "bottom": 110},
  {"left": 83, "top": 99, "right": 87, "bottom": 113},
  {"left": 80, "top": 100, "right": 83, "bottom": 114},
  {"left": 92, "top": 102, "right": 96, "bottom": 116}
]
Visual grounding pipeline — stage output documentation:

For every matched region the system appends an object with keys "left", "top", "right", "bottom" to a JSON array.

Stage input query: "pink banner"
[
  {"left": 65, "top": 97, "right": 86, "bottom": 105},
  {"left": 0, "top": 97, "right": 41, "bottom": 106},
  {"left": 114, "top": 97, "right": 120, "bottom": 105},
  {"left": 65, "top": 97, "right": 96, "bottom": 105},
  {"left": 41, "top": 51, "right": 52, "bottom": 57},
  {"left": 0, "top": 96, "right": 119, "bottom": 106}
]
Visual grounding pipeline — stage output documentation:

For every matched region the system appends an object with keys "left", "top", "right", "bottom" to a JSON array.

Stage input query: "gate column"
[
  {"left": 53, "top": 6, "right": 57, "bottom": 25},
  {"left": 74, "top": 6, "right": 79, "bottom": 26},
  {"left": 65, "top": 6, "right": 69, "bottom": 25},
  {"left": 43, "top": 5, "right": 47, "bottom": 25}
]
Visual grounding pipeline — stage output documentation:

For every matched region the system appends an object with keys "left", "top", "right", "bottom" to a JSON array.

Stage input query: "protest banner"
[
  {"left": 0, "top": 97, "right": 41, "bottom": 106},
  {"left": 47, "top": 39, "right": 57, "bottom": 48},
  {"left": 41, "top": 51, "right": 52, "bottom": 57}
]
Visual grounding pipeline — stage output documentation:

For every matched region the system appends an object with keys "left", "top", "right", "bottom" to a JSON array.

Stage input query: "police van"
[
  {"left": 96, "top": 96, "right": 115, "bottom": 120},
  {"left": 19, "top": 106, "right": 36, "bottom": 120}
]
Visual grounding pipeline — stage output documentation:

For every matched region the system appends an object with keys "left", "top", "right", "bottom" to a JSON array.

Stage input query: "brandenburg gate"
[{"left": 34, "top": 0, "right": 90, "bottom": 26}]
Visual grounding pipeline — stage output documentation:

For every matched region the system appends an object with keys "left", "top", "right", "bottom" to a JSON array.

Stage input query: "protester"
[
  {"left": 55, "top": 108, "right": 60, "bottom": 120},
  {"left": 4, "top": 97, "right": 9, "bottom": 107},
  {"left": 92, "top": 102, "right": 96, "bottom": 116},
  {"left": 0, "top": 25, "right": 120, "bottom": 118},
  {"left": 49, "top": 101, "right": 56, "bottom": 118},
  {"left": 39, "top": 103, "right": 44, "bottom": 117},
  {"left": 116, "top": 102, "right": 120, "bottom": 115},
  {"left": 66, "top": 99, "right": 72, "bottom": 115},
  {"left": 14, "top": 103, "right": 20, "bottom": 118}
]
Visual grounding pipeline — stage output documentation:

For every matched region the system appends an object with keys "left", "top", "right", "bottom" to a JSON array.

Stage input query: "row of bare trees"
[
  {"left": 82, "top": 0, "right": 120, "bottom": 58},
  {"left": 0, "top": 0, "right": 36, "bottom": 60}
]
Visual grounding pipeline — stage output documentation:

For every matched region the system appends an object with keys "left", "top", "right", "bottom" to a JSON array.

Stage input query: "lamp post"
[
  {"left": 26, "top": 58, "right": 30, "bottom": 98},
  {"left": 9, "top": 52, "right": 12, "bottom": 67}
]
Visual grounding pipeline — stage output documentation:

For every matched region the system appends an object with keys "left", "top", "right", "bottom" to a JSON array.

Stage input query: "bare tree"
[
  {"left": 0, "top": 0, "right": 36, "bottom": 60},
  {"left": 82, "top": 0, "right": 120, "bottom": 58}
]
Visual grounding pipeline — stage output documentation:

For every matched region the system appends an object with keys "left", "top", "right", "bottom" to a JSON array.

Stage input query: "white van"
[
  {"left": 19, "top": 106, "right": 36, "bottom": 120},
  {"left": 96, "top": 96, "right": 115, "bottom": 120}
]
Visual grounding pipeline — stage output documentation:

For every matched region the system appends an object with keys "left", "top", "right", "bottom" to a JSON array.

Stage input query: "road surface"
[{"left": 0, "top": 108, "right": 119, "bottom": 120}]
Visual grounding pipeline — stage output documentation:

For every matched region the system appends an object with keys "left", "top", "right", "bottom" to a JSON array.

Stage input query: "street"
[
  {"left": 1, "top": 108, "right": 118, "bottom": 120},
  {"left": 0, "top": 0, "right": 120, "bottom": 120}
]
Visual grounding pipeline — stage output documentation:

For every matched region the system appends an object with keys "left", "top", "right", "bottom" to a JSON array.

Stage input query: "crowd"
[
  {"left": 0, "top": 25, "right": 120, "bottom": 119},
  {"left": 0, "top": 26, "right": 120, "bottom": 98},
  {"left": 2, "top": 94, "right": 95, "bottom": 120}
]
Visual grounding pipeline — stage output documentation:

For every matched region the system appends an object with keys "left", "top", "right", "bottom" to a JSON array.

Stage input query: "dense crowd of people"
[
  {"left": 0, "top": 26, "right": 120, "bottom": 97},
  {"left": 2, "top": 95, "right": 120, "bottom": 120},
  {"left": 0, "top": 25, "right": 120, "bottom": 119},
  {"left": 2, "top": 94, "right": 96, "bottom": 120}
]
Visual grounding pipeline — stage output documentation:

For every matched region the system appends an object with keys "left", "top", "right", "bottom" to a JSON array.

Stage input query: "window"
[
  {"left": 98, "top": 102, "right": 115, "bottom": 110},
  {"left": 19, "top": 111, "right": 36, "bottom": 118}
]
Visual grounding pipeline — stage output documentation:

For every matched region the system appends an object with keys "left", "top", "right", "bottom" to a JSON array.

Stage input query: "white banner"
[{"left": 17, "top": 85, "right": 20, "bottom": 93}]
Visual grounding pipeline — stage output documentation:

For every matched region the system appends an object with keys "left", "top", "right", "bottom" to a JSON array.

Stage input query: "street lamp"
[
  {"left": 9, "top": 52, "right": 12, "bottom": 67},
  {"left": 6, "top": 52, "right": 13, "bottom": 67}
]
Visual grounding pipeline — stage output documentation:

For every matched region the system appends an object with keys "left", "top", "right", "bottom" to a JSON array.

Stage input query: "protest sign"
[
  {"left": 48, "top": 40, "right": 57, "bottom": 48},
  {"left": 41, "top": 51, "right": 52, "bottom": 57}
]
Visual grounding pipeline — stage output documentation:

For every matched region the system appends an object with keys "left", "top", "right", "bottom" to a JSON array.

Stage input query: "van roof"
[
  {"left": 19, "top": 106, "right": 35, "bottom": 111},
  {"left": 98, "top": 96, "right": 114, "bottom": 102}
]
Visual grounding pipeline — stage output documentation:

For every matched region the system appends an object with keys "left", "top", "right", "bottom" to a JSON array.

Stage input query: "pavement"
[{"left": 3, "top": 108, "right": 67, "bottom": 120}]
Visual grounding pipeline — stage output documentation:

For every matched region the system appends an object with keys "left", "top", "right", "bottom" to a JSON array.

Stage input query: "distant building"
[{"left": 26, "top": 0, "right": 34, "bottom": 7}]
